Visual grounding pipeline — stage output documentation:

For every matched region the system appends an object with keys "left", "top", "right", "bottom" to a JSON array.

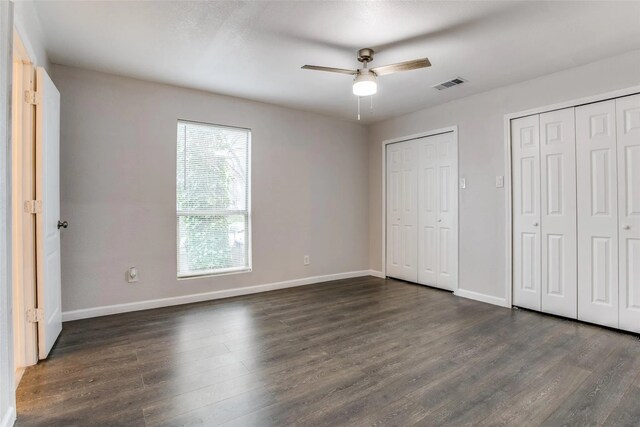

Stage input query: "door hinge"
[
  {"left": 24, "top": 200, "right": 42, "bottom": 214},
  {"left": 24, "top": 90, "right": 40, "bottom": 105},
  {"left": 27, "top": 308, "right": 44, "bottom": 323}
]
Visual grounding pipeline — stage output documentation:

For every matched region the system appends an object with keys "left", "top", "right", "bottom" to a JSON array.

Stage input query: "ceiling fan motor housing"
[{"left": 357, "top": 48, "right": 375, "bottom": 63}]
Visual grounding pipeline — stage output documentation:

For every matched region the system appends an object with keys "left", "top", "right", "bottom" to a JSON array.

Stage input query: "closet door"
[
  {"left": 417, "top": 132, "right": 458, "bottom": 290},
  {"left": 512, "top": 115, "right": 541, "bottom": 311},
  {"left": 418, "top": 138, "right": 438, "bottom": 285},
  {"left": 386, "top": 140, "right": 418, "bottom": 282},
  {"left": 616, "top": 94, "right": 640, "bottom": 333},
  {"left": 576, "top": 100, "right": 619, "bottom": 328},
  {"left": 540, "top": 108, "right": 577, "bottom": 318},
  {"left": 434, "top": 132, "right": 458, "bottom": 290}
]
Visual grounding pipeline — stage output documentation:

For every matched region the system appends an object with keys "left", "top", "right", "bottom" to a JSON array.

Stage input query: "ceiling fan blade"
[
  {"left": 301, "top": 65, "right": 358, "bottom": 75},
  {"left": 371, "top": 58, "right": 431, "bottom": 76}
]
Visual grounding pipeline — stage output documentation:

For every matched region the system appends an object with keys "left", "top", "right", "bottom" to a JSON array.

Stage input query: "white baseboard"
[
  {"left": 0, "top": 407, "right": 16, "bottom": 427},
  {"left": 62, "top": 270, "right": 381, "bottom": 322},
  {"left": 454, "top": 288, "right": 510, "bottom": 308},
  {"left": 366, "top": 269, "right": 385, "bottom": 278}
]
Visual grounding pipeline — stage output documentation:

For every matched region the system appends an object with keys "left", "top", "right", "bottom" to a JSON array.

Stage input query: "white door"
[
  {"left": 616, "top": 94, "right": 640, "bottom": 334},
  {"left": 418, "top": 138, "right": 438, "bottom": 285},
  {"left": 576, "top": 100, "right": 619, "bottom": 329},
  {"left": 539, "top": 108, "right": 577, "bottom": 318},
  {"left": 35, "top": 67, "right": 62, "bottom": 359},
  {"left": 417, "top": 132, "right": 457, "bottom": 289},
  {"left": 386, "top": 140, "right": 418, "bottom": 282},
  {"left": 512, "top": 115, "right": 542, "bottom": 311}
]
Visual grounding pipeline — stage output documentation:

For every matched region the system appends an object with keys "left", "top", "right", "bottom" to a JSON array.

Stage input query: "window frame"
[{"left": 176, "top": 119, "right": 252, "bottom": 279}]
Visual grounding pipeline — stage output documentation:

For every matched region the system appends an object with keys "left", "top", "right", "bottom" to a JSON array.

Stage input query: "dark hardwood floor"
[{"left": 15, "top": 276, "right": 640, "bottom": 426}]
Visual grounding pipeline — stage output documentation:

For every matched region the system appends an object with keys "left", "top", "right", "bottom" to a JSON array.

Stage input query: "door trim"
[
  {"left": 11, "top": 30, "right": 38, "bottom": 380},
  {"left": 381, "top": 125, "right": 459, "bottom": 292},
  {"left": 504, "top": 85, "right": 640, "bottom": 308}
]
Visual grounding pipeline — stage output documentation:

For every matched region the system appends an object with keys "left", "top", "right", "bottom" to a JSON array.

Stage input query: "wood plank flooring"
[{"left": 15, "top": 276, "right": 640, "bottom": 426}]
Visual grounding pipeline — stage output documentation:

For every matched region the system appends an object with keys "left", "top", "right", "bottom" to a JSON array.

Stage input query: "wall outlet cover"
[{"left": 127, "top": 267, "right": 139, "bottom": 283}]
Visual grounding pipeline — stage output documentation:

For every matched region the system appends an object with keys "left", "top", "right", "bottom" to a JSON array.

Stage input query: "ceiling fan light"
[{"left": 352, "top": 72, "right": 377, "bottom": 96}]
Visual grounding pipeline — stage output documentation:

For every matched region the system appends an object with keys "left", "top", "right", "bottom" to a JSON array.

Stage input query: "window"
[{"left": 176, "top": 120, "right": 251, "bottom": 278}]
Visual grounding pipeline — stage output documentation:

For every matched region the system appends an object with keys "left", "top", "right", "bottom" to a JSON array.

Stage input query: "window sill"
[{"left": 178, "top": 267, "right": 252, "bottom": 280}]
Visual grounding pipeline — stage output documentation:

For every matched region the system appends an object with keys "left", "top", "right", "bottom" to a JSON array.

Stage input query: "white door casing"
[
  {"left": 539, "top": 108, "right": 577, "bottom": 318},
  {"left": 576, "top": 100, "right": 619, "bottom": 329},
  {"left": 616, "top": 94, "right": 640, "bottom": 334},
  {"left": 386, "top": 140, "right": 418, "bottom": 282},
  {"left": 35, "top": 67, "right": 62, "bottom": 359},
  {"left": 512, "top": 115, "right": 542, "bottom": 311}
]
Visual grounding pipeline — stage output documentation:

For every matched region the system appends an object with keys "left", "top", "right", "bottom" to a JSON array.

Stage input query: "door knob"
[
  {"left": 623, "top": 225, "right": 631, "bottom": 230},
  {"left": 57, "top": 220, "right": 68, "bottom": 229},
  {"left": 533, "top": 222, "right": 539, "bottom": 227},
  {"left": 438, "top": 219, "right": 442, "bottom": 222}
]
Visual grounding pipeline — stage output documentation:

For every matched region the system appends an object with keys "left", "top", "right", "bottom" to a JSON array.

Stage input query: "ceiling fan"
[{"left": 302, "top": 48, "right": 431, "bottom": 97}]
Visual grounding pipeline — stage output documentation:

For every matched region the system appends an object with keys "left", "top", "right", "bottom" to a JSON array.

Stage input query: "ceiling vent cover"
[{"left": 433, "top": 77, "right": 466, "bottom": 91}]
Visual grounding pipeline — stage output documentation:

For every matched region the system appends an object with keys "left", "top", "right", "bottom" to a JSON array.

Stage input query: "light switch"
[
  {"left": 496, "top": 176, "right": 504, "bottom": 188},
  {"left": 459, "top": 178, "right": 466, "bottom": 189}
]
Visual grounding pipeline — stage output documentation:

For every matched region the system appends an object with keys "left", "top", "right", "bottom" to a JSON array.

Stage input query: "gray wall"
[
  {"left": 369, "top": 49, "right": 640, "bottom": 301},
  {"left": 52, "top": 65, "right": 369, "bottom": 313}
]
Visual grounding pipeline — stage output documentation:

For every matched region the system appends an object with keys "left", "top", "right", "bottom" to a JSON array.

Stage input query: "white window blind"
[{"left": 176, "top": 120, "right": 251, "bottom": 278}]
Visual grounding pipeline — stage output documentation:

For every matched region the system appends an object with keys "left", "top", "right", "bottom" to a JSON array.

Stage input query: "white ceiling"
[{"left": 31, "top": 1, "right": 640, "bottom": 123}]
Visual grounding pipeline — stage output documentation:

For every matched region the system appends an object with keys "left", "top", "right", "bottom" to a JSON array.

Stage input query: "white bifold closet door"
[
  {"left": 512, "top": 109, "right": 577, "bottom": 315},
  {"left": 418, "top": 132, "right": 458, "bottom": 290},
  {"left": 576, "top": 100, "right": 619, "bottom": 328},
  {"left": 386, "top": 139, "right": 418, "bottom": 282},
  {"left": 539, "top": 108, "right": 577, "bottom": 318},
  {"left": 386, "top": 132, "right": 457, "bottom": 290},
  {"left": 512, "top": 115, "right": 542, "bottom": 311},
  {"left": 513, "top": 93, "right": 640, "bottom": 333},
  {"left": 616, "top": 94, "right": 640, "bottom": 333}
]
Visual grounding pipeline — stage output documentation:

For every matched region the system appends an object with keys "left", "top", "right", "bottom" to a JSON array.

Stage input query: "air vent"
[{"left": 433, "top": 77, "right": 466, "bottom": 91}]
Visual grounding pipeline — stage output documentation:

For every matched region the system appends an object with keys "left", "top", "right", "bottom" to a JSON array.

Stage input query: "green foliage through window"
[{"left": 176, "top": 121, "right": 250, "bottom": 276}]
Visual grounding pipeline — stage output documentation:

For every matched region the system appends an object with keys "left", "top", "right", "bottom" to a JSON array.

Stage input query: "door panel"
[
  {"left": 616, "top": 94, "right": 640, "bottom": 333},
  {"left": 540, "top": 108, "right": 577, "bottom": 318},
  {"left": 35, "top": 67, "right": 62, "bottom": 359},
  {"left": 418, "top": 139, "right": 438, "bottom": 284},
  {"left": 576, "top": 100, "right": 619, "bottom": 328},
  {"left": 387, "top": 144, "right": 403, "bottom": 277},
  {"left": 417, "top": 132, "right": 457, "bottom": 290},
  {"left": 386, "top": 140, "right": 418, "bottom": 282},
  {"left": 435, "top": 133, "right": 457, "bottom": 290},
  {"left": 512, "top": 115, "right": 541, "bottom": 310}
]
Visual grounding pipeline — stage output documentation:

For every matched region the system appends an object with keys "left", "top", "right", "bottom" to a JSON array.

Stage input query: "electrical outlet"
[
  {"left": 304, "top": 255, "right": 310, "bottom": 266},
  {"left": 459, "top": 178, "right": 466, "bottom": 189},
  {"left": 127, "top": 267, "right": 139, "bottom": 283},
  {"left": 496, "top": 175, "right": 504, "bottom": 188}
]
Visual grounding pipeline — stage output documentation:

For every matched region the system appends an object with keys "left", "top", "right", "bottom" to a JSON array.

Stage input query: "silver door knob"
[
  {"left": 438, "top": 219, "right": 442, "bottom": 222},
  {"left": 533, "top": 222, "right": 539, "bottom": 227},
  {"left": 623, "top": 225, "right": 631, "bottom": 230}
]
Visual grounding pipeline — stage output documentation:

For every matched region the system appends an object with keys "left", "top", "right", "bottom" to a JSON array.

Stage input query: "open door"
[{"left": 35, "top": 66, "right": 62, "bottom": 359}]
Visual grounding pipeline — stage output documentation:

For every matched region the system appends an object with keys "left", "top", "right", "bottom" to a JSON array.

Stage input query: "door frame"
[
  {"left": 503, "top": 85, "right": 640, "bottom": 308},
  {"left": 11, "top": 30, "right": 38, "bottom": 381},
  {"left": 381, "top": 125, "right": 459, "bottom": 291}
]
